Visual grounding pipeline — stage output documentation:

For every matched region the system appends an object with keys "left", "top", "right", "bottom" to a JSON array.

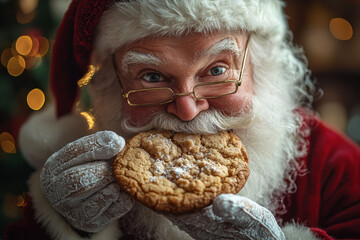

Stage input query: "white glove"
[
  {"left": 40, "top": 131, "right": 134, "bottom": 233},
  {"left": 168, "top": 194, "right": 285, "bottom": 240}
]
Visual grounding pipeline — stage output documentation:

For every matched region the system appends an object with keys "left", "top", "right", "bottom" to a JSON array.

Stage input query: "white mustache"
[{"left": 121, "top": 107, "right": 255, "bottom": 135}]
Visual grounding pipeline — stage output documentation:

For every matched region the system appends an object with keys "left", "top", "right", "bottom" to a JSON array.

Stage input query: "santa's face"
[
  {"left": 91, "top": 31, "right": 302, "bottom": 214},
  {"left": 113, "top": 32, "right": 253, "bottom": 127}
]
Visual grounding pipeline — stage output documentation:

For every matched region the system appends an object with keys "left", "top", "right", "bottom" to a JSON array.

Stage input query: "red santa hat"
[{"left": 51, "top": 0, "right": 287, "bottom": 118}]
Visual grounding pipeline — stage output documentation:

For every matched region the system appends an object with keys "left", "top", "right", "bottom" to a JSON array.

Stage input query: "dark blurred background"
[{"left": 0, "top": 0, "right": 359, "bottom": 236}]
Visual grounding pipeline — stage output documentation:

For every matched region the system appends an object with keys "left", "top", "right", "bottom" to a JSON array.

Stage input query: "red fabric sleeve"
[
  {"left": 311, "top": 227, "right": 335, "bottom": 240},
  {"left": 3, "top": 196, "right": 50, "bottom": 240},
  {"left": 283, "top": 115, "right": 360, "bottom": 240}
]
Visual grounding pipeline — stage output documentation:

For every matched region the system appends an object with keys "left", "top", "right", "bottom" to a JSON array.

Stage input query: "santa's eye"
[
  {"left": 143, "top": 72, "right": 164, "bottom": 82},
  {"left": 209, "top": 66, "right": 226, "bottom": 76}
]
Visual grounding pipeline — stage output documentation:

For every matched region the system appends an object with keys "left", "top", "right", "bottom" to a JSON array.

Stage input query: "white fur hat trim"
[{"left": 94, "top": 0, "right": 286, "bottom": 62}]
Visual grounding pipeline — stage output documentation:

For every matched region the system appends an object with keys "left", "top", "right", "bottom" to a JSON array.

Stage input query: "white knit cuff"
[{"left": 19, "top": 104, "right": 91, "bottom": 169}]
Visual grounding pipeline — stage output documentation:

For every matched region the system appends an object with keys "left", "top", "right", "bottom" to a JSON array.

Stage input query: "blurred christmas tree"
[{"left": 0, "top": 0, "right": 69, "bottom": 235}]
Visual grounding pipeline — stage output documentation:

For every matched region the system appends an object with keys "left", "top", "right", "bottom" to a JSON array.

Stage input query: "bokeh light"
[
  {"left": 19, "top": 0, "right": 39, "bottom": 14},
  {"left": 15, "top": 35, "right": 33, "bottom": 56},
  {"left": 0, "top": 132, "right": 16, "bottom": 154},
  {"left": 27, "top": 36, "right": 39, "bottom": 57},
  {"left": 1, "top": 141, "right": 16, "bottom": 154},
  {"left": 26, "top": 88, "right": 45, "bottom": 110},
  {"left": 0, "top": 132, "right": 15, "bottom": 143},
  {"left": 329, "top": 18, "right": 353, "bottom": 40},
  {"left": 3, "top": 35, "right": 49, "bottom": 77},
  {"left": 7, "top": 56, "right": 26, "bottom": 77},
  {"left": 1, "top": 48, "right": 13, "bottom": 67},
  {"left": 37, "top": 37, "right": 49, "bottom": 56}
]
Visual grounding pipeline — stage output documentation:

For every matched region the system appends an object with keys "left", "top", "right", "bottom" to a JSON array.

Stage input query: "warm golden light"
[
  {"left": 78, "top": 65, "right": 98, "bottom": 87},
  {"left": 0, "top": 132, "right": 16, "bottom": 154},
  {"left": 17, "top": 194, "right": 27, "bottom": 207},
  {"left": 1, "top": 141, "right": 16, "bottom": 154},
  {"left": 329, "top": 18, "right": 353, "bottom": 40},
  {"left": 27, "top": 36, "right": 39, "bottom": 57},
  {"left": 16, "top": 35, "right": 33, "bottom": 56},
  {"left": 19, "top": 0, "right": 39, "bottom": 14},
  {"left": 37, "top": 37, "right": 49, "bottom": 56},
  {"left": 27, "top": 88, "right": 45, "bottom": 110},
  {"left": 1, "top": 48, "right": 13, "bottom": 67},
  {"left": 80, "top": 112, "right": 96, "bottom": 130},
  {"left": 7, "top": 56, "right": 26, "bottom": 76},
  {"left": 0, "top": 132, "right": 15, "bottom": 143}
]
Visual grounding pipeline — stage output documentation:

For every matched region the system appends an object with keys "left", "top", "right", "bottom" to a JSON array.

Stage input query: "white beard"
[
  {"left": 102, "top": 95, "right": 307, "bottom": 239},
  {"left": 117, "top": 97, "right": 303, "bottom": 214}
]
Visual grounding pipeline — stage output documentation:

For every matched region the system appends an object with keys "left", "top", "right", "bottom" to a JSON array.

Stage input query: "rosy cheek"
[
  {"left": 123, "top": 104, "right": 166, "bottom": 126},
  {"left": 208, "top": 93, "right": 253, "bottom": 115}
]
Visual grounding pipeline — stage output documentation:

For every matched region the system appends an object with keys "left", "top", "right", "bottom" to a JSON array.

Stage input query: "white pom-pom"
[{"left": 19, "top": 104, "right": 92, "bottom": 169}]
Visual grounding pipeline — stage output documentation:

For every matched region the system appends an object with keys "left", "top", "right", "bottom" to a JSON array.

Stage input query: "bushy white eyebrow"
[
  {"left": 121, "top": 51, "right": 163, "bottom": 72},
  {"left": 200, "top": 38, "right": 240, "bottom": 57},
  {"left": 121, "top": 38, "right": 239, "bottom": 72}
]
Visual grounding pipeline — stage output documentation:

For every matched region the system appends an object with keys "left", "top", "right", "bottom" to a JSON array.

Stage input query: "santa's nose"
[{"left": 167, "top": 94, "right": 209, "bottom": 121}]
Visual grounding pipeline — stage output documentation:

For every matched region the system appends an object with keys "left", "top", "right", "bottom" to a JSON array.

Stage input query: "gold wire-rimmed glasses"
[{"left": 112, "top": 35, "right": 251, "bottom": 107}]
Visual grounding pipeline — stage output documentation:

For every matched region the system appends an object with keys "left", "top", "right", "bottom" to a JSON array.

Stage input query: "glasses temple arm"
[{"left": 237, "top": 34, "right": 251, "bottom": 86}]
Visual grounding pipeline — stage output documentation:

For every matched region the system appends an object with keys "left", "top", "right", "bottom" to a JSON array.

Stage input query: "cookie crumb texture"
[{"left": 113, "top": 130, "right": 250, "bottom": 213}]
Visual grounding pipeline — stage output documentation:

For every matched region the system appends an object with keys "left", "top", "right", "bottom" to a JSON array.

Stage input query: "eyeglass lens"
[
  {"left": 193, "top": 81, "right": 237, "bottom": 98},
  {"left": 127, "top": 88, "right": 173, "bottom": 105},
  {"left": 127, "top": 81, "right": 237, "bottom": 105}
]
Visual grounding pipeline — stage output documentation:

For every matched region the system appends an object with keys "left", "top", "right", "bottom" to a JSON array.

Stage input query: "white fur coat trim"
[
  {"left": 28, "top": 170, "right": 122, "bottom": 240},
  {"left": 19, "top": 104, "right": 92, "bottom": 169},
  {"left": 94, "top": 0, "right": 286, "bottom": 63},
  {"left": 282, "top": 222, "right": 320, "bottom": 240}
]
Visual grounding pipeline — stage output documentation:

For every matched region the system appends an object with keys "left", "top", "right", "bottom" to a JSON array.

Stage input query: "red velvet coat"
[
  {"left": 4, "top": 116, "right": 360, "bottom": 239},
  {"left": 282, "top": 116, "right": 360, "bottom": 239}
]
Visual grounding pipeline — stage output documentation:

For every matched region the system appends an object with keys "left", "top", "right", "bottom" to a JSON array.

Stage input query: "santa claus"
[{"left": 5, "top": 0, "right": 360, "bottom": 239}]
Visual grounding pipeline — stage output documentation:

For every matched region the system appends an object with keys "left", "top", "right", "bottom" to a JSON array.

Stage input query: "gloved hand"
[
  {"left": 40, "top": 131, "right": 134, "bottom": 233},
  {"left": 168, "top": 194, "right": 285, "bottom": 240}
]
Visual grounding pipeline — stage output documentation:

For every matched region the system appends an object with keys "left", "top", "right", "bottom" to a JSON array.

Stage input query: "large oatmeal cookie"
[{"left": 113, "top": 130, "right": 249, "bottom": 213}]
